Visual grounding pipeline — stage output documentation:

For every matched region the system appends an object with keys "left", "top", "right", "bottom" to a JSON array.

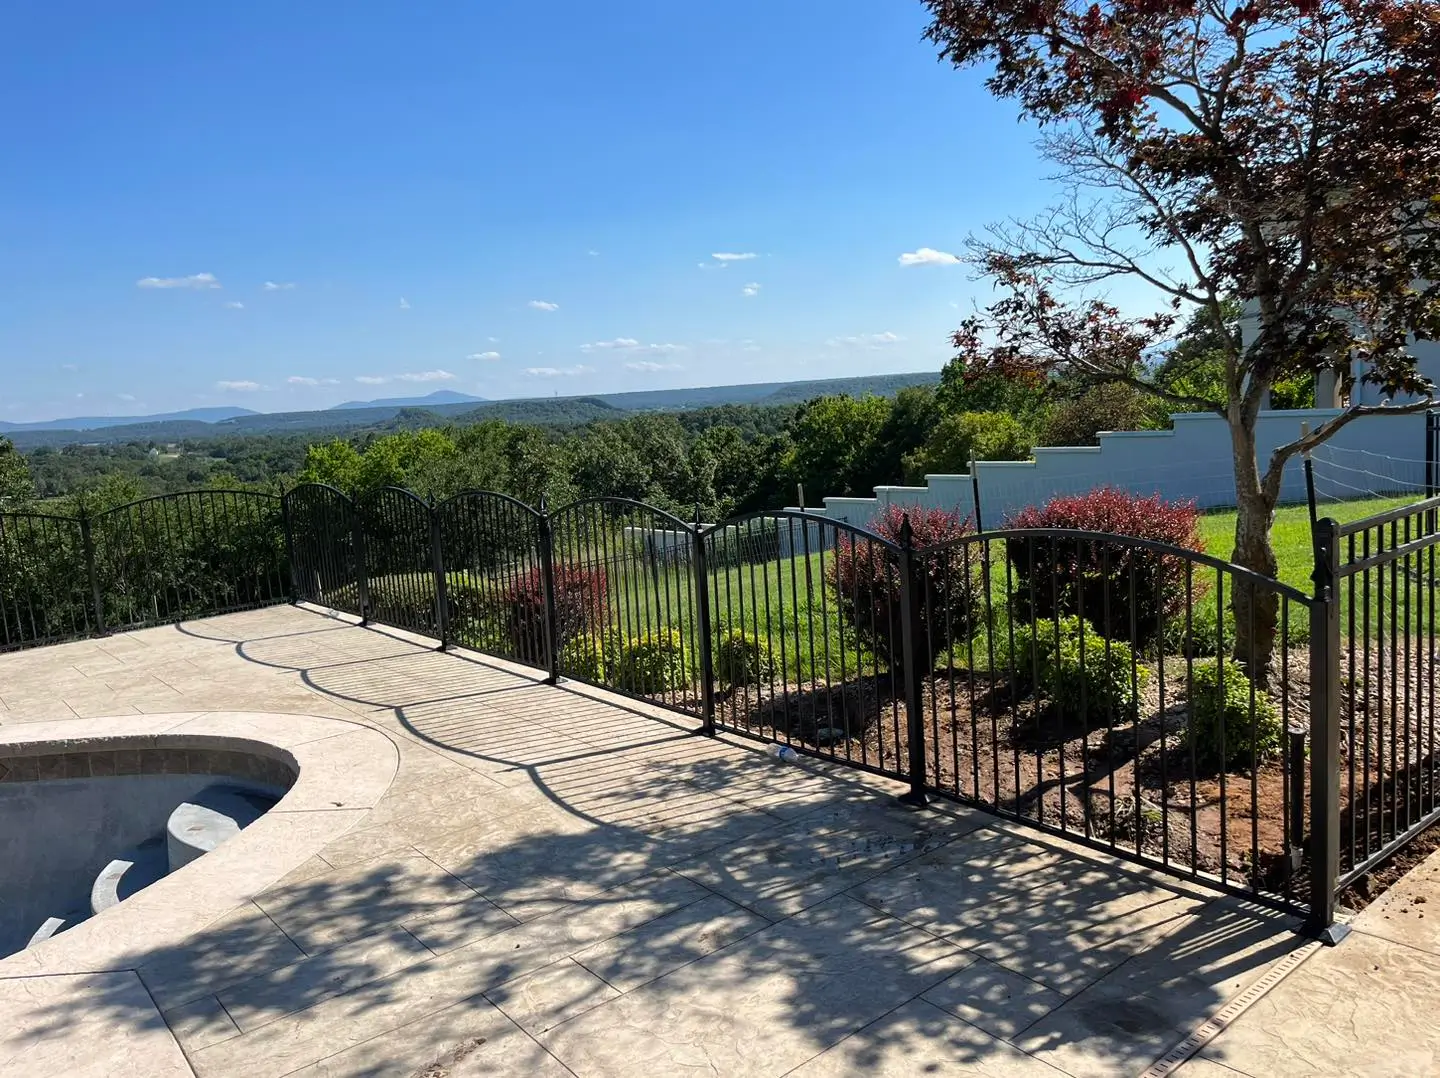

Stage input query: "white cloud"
[
  {"left": 741, "top": 282, "right": 761, "bottom": 297},
  {"left": 828, "top": 331, "right": 905, "bottom": 348},
  {"left": 741, "top": 339, "right": 762, "bottom": 352},
  {"left": 580, "top": 337, "right": 640, "bottom": 351},
  {"left": 711, "top": 252, "right": 756, "bottom": 262},
  {"left": 580, "top": 338, "right": 686, "bottom": 356},
  {"left": 587, "top": 249, "right": 599, "bottom": 257},
  {"left": 528, "top": 299, "right": 560, "bottom": 311},
  {"left": 287, "top": 375, "right": 342, "bottom": 386},
  {"left": 137, "top": 272, "right": 220, "bottom": 290},
  {"left": 398, "top": 297, "right": 411, "bottom": 310},
  {"left": 224, "top": 301, "right": 245, "bottom": 309},
  {"left": 396, "top": 369, "right": 455, "bottom": 382},
  {"left": 216, "top": 379, "right": 262, "bottom": 391},
  {"left": 60, "top": 363, "right": 78, "bottom": 371},
  {"left": 898, "top": 247, "right": 960, "bottom": 267},
  {"left": 262, "top": 281, "right": 296, "bottom": 291},
  {"left": 524, "top": 365, "right": 593, "bottom": 377},
  {"left": 355, "top": 375, "right": 390, "bottom": 385},
  {"left": 117, "top": 393, "right": 137, "bottom": 402},
  {"left": 467, "top": 351, "right": 502, "bottom": 361},
  {"left": 488, "top": 336, "right": 500, "bottom": 343},
  {"left": 625, "top": 361, "right": 683, "bottom": 372}
]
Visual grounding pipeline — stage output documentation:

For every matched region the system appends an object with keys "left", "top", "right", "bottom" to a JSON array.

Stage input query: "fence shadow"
[{"left": 13, "top": 610, "right": 1305, "bottom": 1077}]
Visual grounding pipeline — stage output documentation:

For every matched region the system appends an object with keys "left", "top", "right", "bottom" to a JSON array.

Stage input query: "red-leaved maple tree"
[{"left": 922, "top": 0, "right": 1440, "bottom": 674}]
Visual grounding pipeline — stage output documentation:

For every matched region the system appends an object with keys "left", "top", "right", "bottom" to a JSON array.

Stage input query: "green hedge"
[
  {"left": 1013, "top": 616, "right": 1145, "bottom": 724},
  {"left": 1185, "top": 659, "right": 1282, "bottom": 771}
]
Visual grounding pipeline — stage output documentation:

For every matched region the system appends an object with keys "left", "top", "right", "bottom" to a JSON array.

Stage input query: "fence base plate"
[
  {"left": 1313, "top": 921, "right": 1352, "bottom": 947},
  {"left": 896, "top": 790, "right": 929, "bottom": 809}
]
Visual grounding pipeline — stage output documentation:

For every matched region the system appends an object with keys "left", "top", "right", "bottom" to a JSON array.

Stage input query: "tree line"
[{"left": 0, "top": 305, "right": 1307, "bottom": 522}]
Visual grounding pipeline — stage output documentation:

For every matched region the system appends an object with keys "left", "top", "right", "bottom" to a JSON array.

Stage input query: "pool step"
[
  {"left": 90, "top": 835, "right": 168, "bottom": 916},
  {"left": 166, "top": 785, "right": 278, "bottom": 872},
  {"left": 27, "top": 909, "right": 88, "bottom": 947}
]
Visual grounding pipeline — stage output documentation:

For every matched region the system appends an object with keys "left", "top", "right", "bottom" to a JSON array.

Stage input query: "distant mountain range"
[
  {"left": 4, "top": 372, "right": 941, "bottom": 449},
  {"left": 0, "top": 406, "right": 259, "bottom": 433},
  {"left": 329, "top": 390, "right": 487, "bottom": 411}
]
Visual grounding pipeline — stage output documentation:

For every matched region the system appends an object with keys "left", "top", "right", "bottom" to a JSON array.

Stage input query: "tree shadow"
[{"left": 12, "top": 609, "right": 1307, "bottom": 1077}]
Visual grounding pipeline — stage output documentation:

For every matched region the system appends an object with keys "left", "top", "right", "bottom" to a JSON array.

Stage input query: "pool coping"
[{"left": 0, "top": 712, "right": 398, "bottom": 979}]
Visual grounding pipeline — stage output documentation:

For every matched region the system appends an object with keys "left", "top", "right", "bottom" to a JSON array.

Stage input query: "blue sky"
[{"left": 0, "top": 1, "right": 1058, "bottom": 422}]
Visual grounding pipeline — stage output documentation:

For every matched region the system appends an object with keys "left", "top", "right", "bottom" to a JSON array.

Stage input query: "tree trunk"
[{"left": 1228, "top": 418, "right": 1280, "bottom": 683}]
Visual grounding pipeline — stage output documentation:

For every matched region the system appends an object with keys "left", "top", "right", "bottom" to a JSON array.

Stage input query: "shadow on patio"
[{"left": 21, "top": 611, "right": 1306, "bottom": 1077}]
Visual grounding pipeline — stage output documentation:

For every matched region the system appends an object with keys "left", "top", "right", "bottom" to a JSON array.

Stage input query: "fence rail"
[
  {"left": 14, "top": 475, "right": 1440, "bottom": 936},
  {"left": 1, "top": 490, "right": 288, "bottom": 651}
]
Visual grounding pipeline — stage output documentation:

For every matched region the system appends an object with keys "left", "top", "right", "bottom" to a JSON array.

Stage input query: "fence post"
[
  {"left": 279, "top": 490, "right": 299, "bottom": 602},
  {"left": 1307, "top": 516, "right": 1347, "bottom": 943},
  {"left": 78, "top": 508, "right": 105, "bottom": 635},
  {"left": 896, "top": 515, "right": 929, "bottom": 807},
  {"left": 537, "top": 497, "right": 560, "bottom": 684},
  {"left": 693, "top": 506, "right": 716, "bottom": 736},
  {"left": 350, "top": 496, "right": 371, "bottom": 625},
  {"left": 969, "top": 451, "right": 983, "bottom": 533},
  {"left": 429, "top": 499, "right": 451, "bottom": 651}
]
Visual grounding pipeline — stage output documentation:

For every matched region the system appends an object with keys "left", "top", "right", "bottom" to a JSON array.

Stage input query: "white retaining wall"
[{"left": 797, "top": 408, "right": 1429, "bottom": 531}]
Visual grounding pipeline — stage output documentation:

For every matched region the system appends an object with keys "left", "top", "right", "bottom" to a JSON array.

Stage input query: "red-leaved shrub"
[
  {"left": 827, "top": 505, "right": 981, "bottom": 675},
  {"left": 1005, "top": 487, "right": 1202, "bottom": 645},
  {"left": 501, "top": 564, "right": 607, "bottom": 664}
]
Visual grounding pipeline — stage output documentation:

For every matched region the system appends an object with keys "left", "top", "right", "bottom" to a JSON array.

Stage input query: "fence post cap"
[{"left": 898, "top": 512, "right": 914, "bottom": 548}]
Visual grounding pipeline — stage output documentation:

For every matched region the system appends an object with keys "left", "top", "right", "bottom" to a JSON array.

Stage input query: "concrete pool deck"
[{"left": 0, "top": 604, "right": 1430, "bottom": 1077}]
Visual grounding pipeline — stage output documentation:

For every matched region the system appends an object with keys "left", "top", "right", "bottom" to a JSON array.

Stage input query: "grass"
[
  {"left": 1196, "top": 495, "right": 1417, "bottom": 594},
  {"left": 359, "top": 492, "right": 1430, "bottom": 690}
]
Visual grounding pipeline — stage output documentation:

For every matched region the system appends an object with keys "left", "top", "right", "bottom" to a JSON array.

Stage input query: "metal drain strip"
[{"left": 1137, "top": 937, "right": 1323, "bottom": 1077}]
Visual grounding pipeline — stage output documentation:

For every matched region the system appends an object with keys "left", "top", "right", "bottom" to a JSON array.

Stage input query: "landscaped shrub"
[
  {"left": 612, "top": 628, "right": 695, "bottom": 694},
  {"left": 713, "top": 627, "right": 776, "bottom": 689},
  {"left": 827, "top": 505, "right": 983, "bottom": 676},
  {"left": 1185, "top": 659, "right": 1282, "bottom": 771},
  {"left": 1012, "top": 616, "right": 1145, "bottom": 724},
  {"left": 498, "top": 563, "right": 607, "bottom": 659},
  {"left": 1005, "top": 487, "right": 1203, "bottom": 647},
  {"left": 559, "top": 632, "right": 609, "bottom": 683}
]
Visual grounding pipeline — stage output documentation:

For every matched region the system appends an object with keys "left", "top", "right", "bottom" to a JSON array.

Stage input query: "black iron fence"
[
  {"left": 1321, "top": 495, "right": 1440, "bottom": 898},
  {"left": 1, "top": 490, "right": 287, "bottom": 650},
  {"left": 14, "top": 478, "right": 1440, "bottom": 935}
]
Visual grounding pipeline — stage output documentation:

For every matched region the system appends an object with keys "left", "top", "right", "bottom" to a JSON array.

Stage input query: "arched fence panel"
[
  {"left": 285, "top": 484, "right": 363, "bottom": 617},
  {"left": 436, "top": 491, "right": 546, "bottom": 667},
  {"left": 358, "top": 487, "right": 440, "bottom": 639},
  {"left": 701, "top": 511, "right": 913, "bottom": 785},
  {"left": 918, "top": 527, "right": 1321, "bottom": 915},
  {"left": 92, "top": 491, "right": 286, "bottom": 632},
  {"left": 548, "top": 499, "right": 702, "bottom": 715},
  {"left": 0, "top": 511, "right": 96, "bottom": 651}
]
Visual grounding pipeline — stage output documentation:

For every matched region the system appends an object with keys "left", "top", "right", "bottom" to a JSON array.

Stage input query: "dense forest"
[{"left": 0, "top": 323, "right": 1314, "bottom": 519}]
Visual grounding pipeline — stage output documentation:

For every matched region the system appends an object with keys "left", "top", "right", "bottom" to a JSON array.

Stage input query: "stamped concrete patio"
[{"left": 0, "top": 603, "right": 1372, "bottom": 1077}]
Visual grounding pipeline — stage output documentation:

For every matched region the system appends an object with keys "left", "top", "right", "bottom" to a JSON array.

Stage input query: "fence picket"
[{"left": 27, "top": 479, "right": 1440, "bottom": 935}]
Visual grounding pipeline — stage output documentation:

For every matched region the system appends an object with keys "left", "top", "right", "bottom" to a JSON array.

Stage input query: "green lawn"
[
  {"left": 423, "top": 493, "right": 1428, "bottom": 684},
  {"left": 1196, "top": 495, "right": 1417, "bottom": 594}
]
